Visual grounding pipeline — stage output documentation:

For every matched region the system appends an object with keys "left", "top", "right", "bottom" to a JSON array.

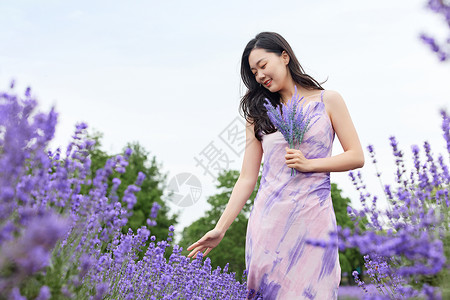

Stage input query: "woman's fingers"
[
  {"left": 186, "top": 241, "right": 199, "bottom": 251},
  {"left": 187, "top": 250, "right": 197, "bottom": 258},
  {"left": 187, "top": 244, "right": 205, "bottom": 258},
  {"left": 195, "top": 247, "right": 211, "bottom": 259},
  {"left": 188, "top": 233, "right": 211, "bottom": 249},
  {"left": 204, "top": 247, "right": 212, "bottom": 257},
  {"left": 187, "top": 246, "right": 199, "bottom": 258},
  {"left": 187, "top": 244, "right": 212, "bottom": 259},
  {"left": 187, "top": 237, "right": 207, "bottom": 250},
  {"left": 191, "top": 248, "right": 203, "bottom": 259},
  {"left": 186, "top": 230, "right": 220, "bottom": 259}
]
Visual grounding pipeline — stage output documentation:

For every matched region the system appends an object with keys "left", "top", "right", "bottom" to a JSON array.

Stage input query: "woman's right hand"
[{"left": 186, "top": 228, "right": 225, "bottom": 259}]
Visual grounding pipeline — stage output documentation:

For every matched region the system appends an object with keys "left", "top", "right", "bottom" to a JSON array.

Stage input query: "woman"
[{"left": 187, "top": 32, "right": 364, "bottom": 299}]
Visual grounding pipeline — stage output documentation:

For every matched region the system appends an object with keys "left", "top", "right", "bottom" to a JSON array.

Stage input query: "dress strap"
[{"left": 320, "top": 90, "right": 325, "bottom": 102}]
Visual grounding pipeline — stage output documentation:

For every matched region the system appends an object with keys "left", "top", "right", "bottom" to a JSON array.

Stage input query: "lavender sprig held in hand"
[{"left": 263, "top": 85, "right": 320, "bottom": 176}]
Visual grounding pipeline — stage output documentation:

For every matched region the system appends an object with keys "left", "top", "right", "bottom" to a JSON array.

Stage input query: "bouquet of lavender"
[{"left": 263, "top": 85, "right": 320, "bottom": 176}]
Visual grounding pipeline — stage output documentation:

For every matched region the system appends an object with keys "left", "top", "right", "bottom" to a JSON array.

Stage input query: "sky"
[{"left": 1, "top": 0, "right": 449, "bottom": 243}]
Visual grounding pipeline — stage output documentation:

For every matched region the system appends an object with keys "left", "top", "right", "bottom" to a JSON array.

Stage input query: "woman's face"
[{"left": 248, "top": 48, "right": 290, "bottom": 92}]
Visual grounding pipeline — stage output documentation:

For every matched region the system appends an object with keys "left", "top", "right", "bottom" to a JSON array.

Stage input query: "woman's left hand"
[{"left": 285, "top": 147, "right": 313, "bottom": 172}]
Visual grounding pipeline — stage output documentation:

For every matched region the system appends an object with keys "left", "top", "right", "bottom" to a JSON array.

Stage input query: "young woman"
[{"left": 187, "top": 32, "right": 364, "bottom": 299}]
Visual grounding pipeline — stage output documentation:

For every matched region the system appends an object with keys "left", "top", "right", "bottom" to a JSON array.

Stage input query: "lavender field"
[
  {"left": 0, "top": 77, "right": 449, "bottom": 300},
  {"left": 0, "top": 85, "right": 254, "bottom": 299}
]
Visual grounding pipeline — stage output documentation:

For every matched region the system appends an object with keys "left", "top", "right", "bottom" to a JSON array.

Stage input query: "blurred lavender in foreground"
[
  {"left": 420, "top": 0, "right": 450, "bottom": 61},
  {"left": 309, "top": 109, "right": 450, "bottom": 299},
  {"left": 338, "top": 284, "right": 380, "bottom": 299}
]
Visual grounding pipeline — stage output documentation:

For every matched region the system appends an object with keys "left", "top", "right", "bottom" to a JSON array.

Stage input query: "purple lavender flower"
[
  {"left": 125, "top": 147, "right": 133, "bottom": 157},
  {"left": 420, "top": 1, "right": 450, "bottom": 62},
  {"left": 136, "top": 171, "right": 146, "bottom": 185},
  {"left": 1, "top": 213, "right": 69, "bottom": 276},
  {"left": 441, "top": 109, "right": 450, "bottom": 155},
  {"left": 94, "top": 282, "right": 109, "bottom": 300},
  {"left": 312, "top": 108, "right": 450, "bottom": 298},
  {"left": 35, "top": 285, "right": 51, "bottom": 300},
  {"left": 150, "top": 201, "right": 161, "bottom": 219},
  {"left": 263, "top": 85, "right": 320, "bottom": 176},
  {"left": 9, "top": 287, "right": 26, "bottom": 300}
]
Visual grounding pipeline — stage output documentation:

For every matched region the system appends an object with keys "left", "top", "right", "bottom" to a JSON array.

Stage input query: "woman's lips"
[{"left": 265, "top": 79, "right": 272, "bottom": 87}]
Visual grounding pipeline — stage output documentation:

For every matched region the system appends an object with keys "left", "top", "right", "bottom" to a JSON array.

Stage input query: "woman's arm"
[
  {"left": 285, "top": 90, "right": 364, "bottom": 173},
  {"left": 187, "top": 119, "right": 263, "bottom": 258}
]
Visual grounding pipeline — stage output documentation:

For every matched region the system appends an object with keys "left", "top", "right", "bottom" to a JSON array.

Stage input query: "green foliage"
[
  {"left": 331, "top": 183, "right": 353, "bottom": 228},
  {"left": 116, "top": 141, "right": 178, "bottom": 241},
  {"left": 330, "top": 183, "right": 366, "bottom": 284},
  {"left": 179, "top": 167, "right": 261, "bottom": 280},
  {"left": 407, "top": 184, "right": 450, "bottom": 292},
  {"left": 83, "top": 131, "right": 178, "bottom": 253}
]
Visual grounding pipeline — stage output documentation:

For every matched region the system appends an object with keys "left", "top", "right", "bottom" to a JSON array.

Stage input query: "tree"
[
  {"left": 330, "top": 183, "right": 366, "bottom": 285},
  {"left": 119, "top": 141, "right": 178, "bottom": 241},
  {"left": 179, "top": 168, "right": 261, "bottom": 280},
  {"left": 83, "top": 131, "right": 178, "bottom": 245}
]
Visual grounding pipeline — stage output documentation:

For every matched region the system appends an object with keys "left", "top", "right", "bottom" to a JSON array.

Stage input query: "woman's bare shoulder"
[
  {"left": 322, "top": 90, "right": 345, "bottom": 104},
  {"left": 321, "top": 90, "right": 350, "bottom": 125}
]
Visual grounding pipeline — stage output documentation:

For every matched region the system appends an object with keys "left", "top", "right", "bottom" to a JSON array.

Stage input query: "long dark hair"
[{"left": 239, "top": 32, "right": 327, "bottom": 141}]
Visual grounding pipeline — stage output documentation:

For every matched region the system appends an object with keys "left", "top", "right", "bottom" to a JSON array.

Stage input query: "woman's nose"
[{"left": 257, "top": 72, "right": 265, "bottom": 82}]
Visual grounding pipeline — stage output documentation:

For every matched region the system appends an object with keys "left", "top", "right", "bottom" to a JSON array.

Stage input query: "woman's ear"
[{"left": 282, "top": 50, "right": 290, "bottom": 65}]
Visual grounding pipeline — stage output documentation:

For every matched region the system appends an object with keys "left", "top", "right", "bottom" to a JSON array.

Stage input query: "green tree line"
[{"left": 85, "top": 131, "right": 178, "bottom": 250}]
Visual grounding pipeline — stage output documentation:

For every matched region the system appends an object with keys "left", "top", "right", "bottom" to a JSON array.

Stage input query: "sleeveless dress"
[{"left": 245, "top": 90, "right": 341, "bottom": 299}]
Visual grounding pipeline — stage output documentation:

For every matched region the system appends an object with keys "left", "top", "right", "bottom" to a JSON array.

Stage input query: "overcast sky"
[{"left": 1, "top": 0, "right": 449, "bottom": 242}]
